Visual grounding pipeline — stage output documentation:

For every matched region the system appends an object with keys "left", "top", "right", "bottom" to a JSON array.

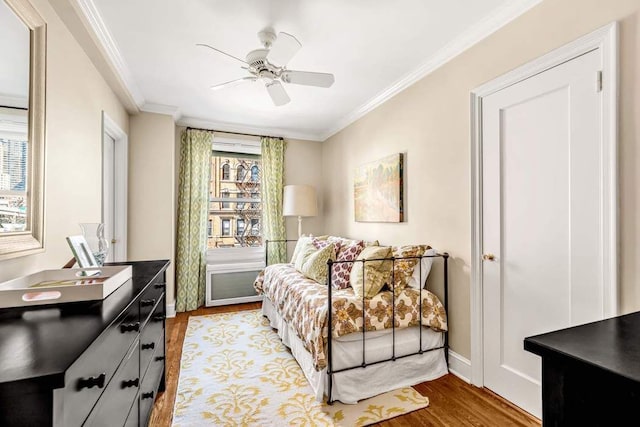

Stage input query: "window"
[
  {"left": 251, "top": 218, "right": 260, "bottom": 236},
  {"left": 221, "top": 190, "right": 230, "bottom": 209},
  {"left": 236, "top": 164, "right": 246, "bottom": 181},
  {"left": 207, "top": 219, "right": 212, "bottom": 237},
  {"left": 221, "top": 163, "right": 230, "bottom": 180},
  {"left": 208, "top": 148, "right": 262, "bottom": 249},
  {"left": 0, "top": 137, "right": 28, "bottom": 233},
  {"left": 237, "top": 192, "right": 246, "bottom": 209},
  {"left": 221, "top": 218, "right": 231, "bottom": 236}
]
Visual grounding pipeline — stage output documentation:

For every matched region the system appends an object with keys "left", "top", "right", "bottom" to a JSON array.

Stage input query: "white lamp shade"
[{"left": 283, "top": 185, "right": 317, "bottom": 217}]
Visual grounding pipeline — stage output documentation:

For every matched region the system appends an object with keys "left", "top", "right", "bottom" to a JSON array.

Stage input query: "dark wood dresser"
[
  {"left": 525, "top": 312, "right": 640, "bottom": 427},
  {"left": 0, "top": 260, "right": 170, "bottom": 427}
]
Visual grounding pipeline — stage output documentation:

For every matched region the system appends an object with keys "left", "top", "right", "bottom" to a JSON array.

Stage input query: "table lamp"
[{"left": 283, "top": 185, "right": 318, "bottom": 238}]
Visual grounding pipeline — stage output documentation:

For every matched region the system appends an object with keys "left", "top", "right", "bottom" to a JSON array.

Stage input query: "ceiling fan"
[{"left": 197, "top": 29, "right": 335, "bottom": 106}]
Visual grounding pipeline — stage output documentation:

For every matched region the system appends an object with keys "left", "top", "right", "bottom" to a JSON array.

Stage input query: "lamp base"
[{"left": 297, "top": 216, "right": 303, "bottom": 239}]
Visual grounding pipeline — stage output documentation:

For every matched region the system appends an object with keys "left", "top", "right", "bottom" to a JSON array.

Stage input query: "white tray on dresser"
[{"left": 0, "top": 265, "right": 132, "bottom": 308}]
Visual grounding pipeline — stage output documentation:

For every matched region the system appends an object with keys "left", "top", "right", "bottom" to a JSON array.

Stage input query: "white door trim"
[
  {"left": 102, "top": 111, "right": 128, "bottom": 262},
  {"left": 469, "top": 22, "right": 618, "bottom": 387}
]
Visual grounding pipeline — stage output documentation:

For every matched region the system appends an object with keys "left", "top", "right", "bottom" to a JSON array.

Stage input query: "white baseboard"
[
  {"left": 166, "top": 302, "right": 176, "bottom": 318},
  {"left": 448, "top": 350, "right": 472, "bottom": 383}
]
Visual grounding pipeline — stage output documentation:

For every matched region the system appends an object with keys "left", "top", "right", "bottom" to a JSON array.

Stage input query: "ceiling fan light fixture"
[{"left": 199, "top": 29, "right": 334, "bottom": 106}]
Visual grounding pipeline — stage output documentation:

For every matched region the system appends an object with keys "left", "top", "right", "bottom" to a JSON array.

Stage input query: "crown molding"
[
  {"left": 75, "top": 0, "right": 145, "bottom": 107},
  {"left": 319, "top": 0, "right": 542, "bottom": 141},
  {"left": 140, "top": 103, "right": 182, "bottom": 120},
  {"left": 69, "top": 0, "right": 541, "bottom": 142},
  {"left": 176, "top": 116, "right": 323, "bottom": 142}
]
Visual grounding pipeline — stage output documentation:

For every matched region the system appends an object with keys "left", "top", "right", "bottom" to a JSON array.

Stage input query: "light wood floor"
[{"left": 149, "top": 303, "right": 540, "bottom": 427}]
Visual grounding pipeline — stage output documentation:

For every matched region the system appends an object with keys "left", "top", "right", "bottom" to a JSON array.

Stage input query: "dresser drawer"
[
  {"left": 140, "top": 296, "right": 165, "bottom": 376},
  {"left": 83, "top": 338, "right": 140, "bottom": 427},
  {"left": 139, "top": 275, "right": 165, "bottom": 325},
  {"left": 139, "top": 349, "right": 165, "bottom": 427},
  {"left": 63, "top": 301, "right": 140, "bottom": 427}
]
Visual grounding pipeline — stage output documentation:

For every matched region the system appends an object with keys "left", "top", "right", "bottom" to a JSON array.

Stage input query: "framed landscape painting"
[{"left": 354, "top": 153, "right": 404, "bottom": 222}]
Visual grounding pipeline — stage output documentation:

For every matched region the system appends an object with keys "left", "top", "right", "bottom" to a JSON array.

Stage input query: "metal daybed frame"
[{"left": 265, "top": 239, "right": 449, "bottom": 405}]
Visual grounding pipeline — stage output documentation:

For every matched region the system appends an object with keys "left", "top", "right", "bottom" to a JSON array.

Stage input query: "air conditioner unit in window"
[{"left": 205, "top": 262, "right": 264, "bottom": 307}]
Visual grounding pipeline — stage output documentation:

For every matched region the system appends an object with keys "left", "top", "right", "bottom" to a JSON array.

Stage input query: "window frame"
[
  {"left": 220, "top": 218, "right": 231, "bottom": 237},
  {"left": 207, "top": 136, "right": 264, "bottom": 262},
  {"left": 236, "top": 218, "right": 245, "bottom": 236},
  {"left": 221, "top": 163, "right": 230, "bottom": 181}
]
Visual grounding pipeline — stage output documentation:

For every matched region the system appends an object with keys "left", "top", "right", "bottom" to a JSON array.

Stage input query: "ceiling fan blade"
[
  {"left": 267, "top": 32, "right": 301, "bottom": 66},
  {"left": 265, "top": 81, "right": 290, "bottom": 106},
  {"left": 281, "top": 70, "right": 335, "bottom": 88},
  {"left": 210, "top": 77, "right": 257, "bottom": 91},
  {"left": 197, "top": 43, "right": 248, "bottom": 65}
]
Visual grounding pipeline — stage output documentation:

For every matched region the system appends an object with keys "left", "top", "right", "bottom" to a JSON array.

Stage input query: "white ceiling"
[{"left": 91, "top": 0, "right": 538, "bottom": 140}]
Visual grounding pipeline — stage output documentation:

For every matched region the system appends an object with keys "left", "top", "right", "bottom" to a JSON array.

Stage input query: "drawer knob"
[
  {"left": 141, "top": 298, "right": 156, "bottom": 307},
  {"left": 141, "top": 391, "right": 154, "bottom": 400},
  {"left": 154, "top": 283, "right": 165, "bottom": 289},
  {"left": 77, "top": 373, "right": 106, "bottom": 391},
  {"left": 155, "top": 356, "right": 165, "bottom": 362},
  {"left": 141, "top": 342, "right": 155, "bottom": 351},
  {"left": 120, "top": 322, "right": 140, "bottom": 333},
  {"left": 121, "top": 378, "right": 139, "bottom": 389},
  {"left": 152, "top": 314, "right": 165, "bottom": 322}
]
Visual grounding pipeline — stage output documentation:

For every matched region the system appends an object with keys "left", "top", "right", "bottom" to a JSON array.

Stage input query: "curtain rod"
[{"left": 185, "top": 126, "right": 282, "bottom": 140}]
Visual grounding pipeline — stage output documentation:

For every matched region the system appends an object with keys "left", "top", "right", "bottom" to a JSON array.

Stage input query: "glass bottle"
[{"left": 79, "top": 223, "right": 109, "bottom": 266}]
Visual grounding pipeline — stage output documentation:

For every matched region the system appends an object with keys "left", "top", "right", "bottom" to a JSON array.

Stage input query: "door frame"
[
  {"left": 469, "top": 22, "right": 618, "bottom": 387},
  {"left": 102, "top": 111, "right": 128, "bottom": 262}
]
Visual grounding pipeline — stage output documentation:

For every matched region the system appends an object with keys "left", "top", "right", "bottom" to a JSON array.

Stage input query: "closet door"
[{"left": 481, "top": 48, "right": 607, "bottom": 418}]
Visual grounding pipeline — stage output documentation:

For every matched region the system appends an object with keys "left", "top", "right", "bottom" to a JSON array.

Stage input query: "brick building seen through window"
[{"left": 208, "top": 153, "right": 262, "bottom": 248}]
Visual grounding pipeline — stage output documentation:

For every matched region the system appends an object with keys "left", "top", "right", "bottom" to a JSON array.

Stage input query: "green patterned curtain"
[
  {"left": 176, "top": 129, "right": 213, "bottom": 312},
  {"left": 261, "top": 137, "right": 287, "bottom": 265}
]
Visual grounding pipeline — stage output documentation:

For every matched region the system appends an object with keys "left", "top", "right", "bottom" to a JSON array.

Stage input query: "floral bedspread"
[{"left": 253, "top": 263, "right": 448, "bottom": 371}]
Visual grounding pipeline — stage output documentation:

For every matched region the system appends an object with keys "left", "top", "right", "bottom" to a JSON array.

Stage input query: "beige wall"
[
  {"left": 128, "top": 112, "right": 176, "bottom": 303},
  {"left": 0, "top": 0, "right": 128, "bottom": 282},
  {"left": 284, "top": 139, "right": 324, "bottom": 238},
  {"left": 322, "top": 0, "right": 640, "bottom": 359}
]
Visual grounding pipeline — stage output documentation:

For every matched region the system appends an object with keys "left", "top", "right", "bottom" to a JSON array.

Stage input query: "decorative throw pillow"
[
  {"left": 294, "top": 238, "right": 320, "bottom": 271},
  {"left": 388, "top": 245, "right": 429, "bottom": 293},
  {"left": 290, "top": 235, "right": 313, "bottom": 265},
  {"left": 407, "top": 248, "right": 438, "bottom": 289},
  {"left": 301, "top": 244, "right": 337, "bottom": 284},
  {"left": 350, "top": 246, "right": 393, "bottom": 298},
  {"left": 330, "top": 240, "right": 365, "bottom": 289},
  {"left": 327, "top": 236, "right": 358, "bottom": 249},
  {"left": 312, "top": 236, "right": 338, "bottom": 251}
]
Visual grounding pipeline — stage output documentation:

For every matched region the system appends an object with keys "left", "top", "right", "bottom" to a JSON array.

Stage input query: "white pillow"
[
  {"left": 407, "top": 248, "right": 437, "bottom": 289},
  {"left": 290, "top": 235, "right": 313, "bottom": 265}
]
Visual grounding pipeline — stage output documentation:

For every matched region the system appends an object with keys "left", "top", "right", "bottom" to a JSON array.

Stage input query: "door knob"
[
  {"left": 111, "top": 239, "right": 117, "bottom": 244},
  {"left": 483, "top": 253, "right": 496, "bottom": 261}
]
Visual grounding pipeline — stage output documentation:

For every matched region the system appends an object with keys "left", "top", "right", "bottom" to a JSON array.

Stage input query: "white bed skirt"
[{"left": 262, "top": 297, "right": 448, "bottom": 404}]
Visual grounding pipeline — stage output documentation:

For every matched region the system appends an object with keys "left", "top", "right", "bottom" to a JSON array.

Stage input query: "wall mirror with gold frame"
[{"left": 0, "top": 0, "right": 45, "bottom": 259}]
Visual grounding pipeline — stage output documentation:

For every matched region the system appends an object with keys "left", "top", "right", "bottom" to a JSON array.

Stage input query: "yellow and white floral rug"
[{"left": 172, "top": 309, "right": 429, "bottom": 426}]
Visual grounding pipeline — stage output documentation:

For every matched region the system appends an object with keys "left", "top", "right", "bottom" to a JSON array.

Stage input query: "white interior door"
[
  {"left": 481, "top": 49, "right": 606, "bottom": 417},
  {"left": 102, "top": 113, "right": 128, "bottom": 263},
  {"left": 103, "top": 133, "right": 116, "bottom": 263}
]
